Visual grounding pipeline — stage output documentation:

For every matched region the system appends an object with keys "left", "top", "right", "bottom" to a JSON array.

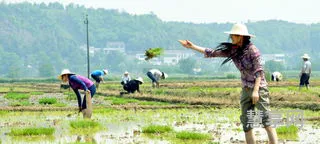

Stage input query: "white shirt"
[
  {"left": 272, "top": 71, "right": 282, "bottom": 81},
  {"left": 121, "top": 75, "right": 131, "bottom": 84},
  {"left": 149, "top": 69, "right": 162, "bottom": 81},
  {"left": 301, "top": 60, "right": 311, "bottom": 74}
]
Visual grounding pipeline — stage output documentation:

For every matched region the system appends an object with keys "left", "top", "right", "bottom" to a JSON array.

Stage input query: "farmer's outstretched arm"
[
  {"left": 179, "top": 40, "right": 229, "bottom": 57},
  {"left": 179, "top": 40, "right": 206, "bottom": 54}
]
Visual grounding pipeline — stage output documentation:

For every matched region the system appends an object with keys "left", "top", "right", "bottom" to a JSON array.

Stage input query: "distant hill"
[{"left": 0, "top": 2, "right": 319, "bottom": 78}]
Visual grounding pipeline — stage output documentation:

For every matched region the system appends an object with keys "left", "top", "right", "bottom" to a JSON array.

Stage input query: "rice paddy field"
[{"left": 0, "top": 79, "right": 319, "bottom": 144}]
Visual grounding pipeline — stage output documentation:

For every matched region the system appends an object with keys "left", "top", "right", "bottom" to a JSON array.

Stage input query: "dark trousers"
[
  {"left": 91, "top": 74, "right": 101, "bottom": 83},
  {"left": 147, "top": 71, "right": 157, "bottom": 83},
  {"left": 299, "top": 73, "right": 310, "bottom": 86}
]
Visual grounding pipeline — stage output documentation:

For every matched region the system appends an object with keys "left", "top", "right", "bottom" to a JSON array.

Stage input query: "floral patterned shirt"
[{"left": 204, "top": 44, "right": 267, "bottom": 88}]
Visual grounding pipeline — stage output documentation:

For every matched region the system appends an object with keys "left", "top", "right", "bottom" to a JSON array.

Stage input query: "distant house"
[
  {"left": 163, "top": 50, "right": 195, "bottom": 65},
  {"left": 80, "top": 41, "right": 125, "bottom": 56},
  {"left": 135, "top": 50, "right": 195, "bottom": 65},
  {"left": 261, "top": 54, "right": 285, "bottom": 65}
]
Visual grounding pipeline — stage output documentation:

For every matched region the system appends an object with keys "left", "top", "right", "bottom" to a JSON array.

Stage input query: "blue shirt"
[{"left": 91, "top": 70, "right": 104, "bottom": 77}]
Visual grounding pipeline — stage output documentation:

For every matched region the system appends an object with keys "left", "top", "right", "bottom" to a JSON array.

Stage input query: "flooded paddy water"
[
  {"left": 0, "top": 108, "right": 319, "bottom": 144},
  {"left": 0, "top": 81, "right": 319, "bottom": 143}
]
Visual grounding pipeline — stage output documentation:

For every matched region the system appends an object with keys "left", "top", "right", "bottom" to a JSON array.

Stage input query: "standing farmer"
[
  {"left": 146, "top": 69, "right": 168, "bottom": 88},
  {"left": 58, "top": 69, "right": 96, "bottom": 118},
  {"left": 90, "top": 69, "right": 108, "bottom": 88},
  {"left": 299, "top": 54, "right": 311, "bottom": 90},
  {"left": 179, "top": 23, "right": 278, "bottom": 143}
]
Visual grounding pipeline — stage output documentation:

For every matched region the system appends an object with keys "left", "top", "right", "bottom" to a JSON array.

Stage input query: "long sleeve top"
[
  {"left": 204, "top": 44, "right": 267, "bottom": 88},
  {"left": 148, "top": 69, "right": 163, "bottom": 81},
  {"left": 68, "top": 75, "right": 94, "bottom": 107}
]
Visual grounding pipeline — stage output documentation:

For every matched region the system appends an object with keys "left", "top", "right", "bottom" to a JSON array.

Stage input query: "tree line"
[{"left": 0, "top": 2, "right": 319, "bottom": 78}]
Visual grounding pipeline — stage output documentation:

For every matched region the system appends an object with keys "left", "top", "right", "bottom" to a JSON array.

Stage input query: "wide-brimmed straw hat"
[
  {"left": 163, "top": 72, "right": 168, "bottom": 79},
  {"left": 301, "top": 54, "right": 310, "bottom": 59},
  {"left": 136, "top": 77, "right": 144, "bottom": 83},
  {"left": 224, "top": 23, "right": 255, "bottom": 37},
  {"left": 58, "top": 69, "right": 74, "bottom": 80},
  {"left": 103, "top": 69, "right": 109, "bottom": 75},
  {"left": 124, "top": 71, "right": 129, "bottom": 74}
]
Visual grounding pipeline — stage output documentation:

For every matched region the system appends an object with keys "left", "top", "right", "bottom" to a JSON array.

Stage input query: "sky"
[{"left": 2, "top": 0, "right": 320, "bottom": 24}]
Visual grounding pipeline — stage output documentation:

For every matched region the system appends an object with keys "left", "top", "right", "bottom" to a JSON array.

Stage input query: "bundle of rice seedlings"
[{"left": 145, "top": 48, "right": 164, "bottom": 60}]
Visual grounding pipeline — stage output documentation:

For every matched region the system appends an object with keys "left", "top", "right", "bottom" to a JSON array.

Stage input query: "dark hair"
[
  {"left": 161, "top": 72, "right": 165, "bottom": 79},
  {"left": 215, "top": 36, "right": 251, "bottom": 65}
]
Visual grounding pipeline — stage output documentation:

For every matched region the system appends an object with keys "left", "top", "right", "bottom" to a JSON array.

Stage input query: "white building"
[
  {"left": 261, "top": 54, "right": 285, "bottom": 65},
  {"left": 80, "top": 42, "right": 125, "bottom": 56},
  {"left": 135, "top": 50, "right": 195, "bottom": 65}
]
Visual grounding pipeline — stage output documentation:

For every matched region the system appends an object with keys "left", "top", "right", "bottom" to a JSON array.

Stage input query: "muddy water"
[{"left": 0, "top": 108, "right": 319, "bottom": 144}]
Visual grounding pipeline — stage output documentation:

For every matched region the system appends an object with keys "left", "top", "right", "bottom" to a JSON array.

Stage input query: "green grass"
[
  {"left": 4, "top": 92, "right": 30, "bottom": 100},
  {"left": 39, "top": 98, "right": 57, "bottom": 105},
  {"left": 9, "top": 127, "right": 55, "bottom": 136},
  {"left": 142, "top": 125, "right": 173, "bottom": 133},
  {"left": 70, "top": 120, "right": 101, "bottom": 129},
  {"left": 276, "top": 125, "right": 299, "bottom": 140},
  {"left": 175, "top": 131, "right": 211, "bottom": 140}
]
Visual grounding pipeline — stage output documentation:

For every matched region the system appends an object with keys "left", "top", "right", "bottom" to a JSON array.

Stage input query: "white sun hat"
[
  {"left": 301, "top": 54, "right": 310, "bottom": 59},
  {"left": 58, "top": 69, "right": 74, "bottom": 80},
  {"left": 163, "top": 72, "right": 168, "bottom": 79},
  {"left": 224, "top": 23, "right": 255, "bottom": 37},
  {"left": 136, "top": 77, "right": 144, "bottom": 83},
  {"left": 124, "top": 71, "right": 129, "bottom": 74},
  {"left": 103, "top": 69, "right": 109, "bottom": 75}
]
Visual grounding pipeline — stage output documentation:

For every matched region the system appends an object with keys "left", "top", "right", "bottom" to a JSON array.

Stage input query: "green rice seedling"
[
  {"left": 142, "top": 125, "right": 173, "bottom": 133},
  {"left": 64, "top": 91, "right": 77, "bottom": 100},
  {"left": 232, "top": 127, "right": 242, "bottom": 132},
  {"left": 9, "top": 100, "right": 31, "bottom": 106},
  {"left": 9, "top": 127, "right": 55, "bottom": 136},
  {"left": 52, "top": 103, "right": 67, "bottom": 107},
  {"left": 0, "top": 111, "right": 9, "bottom": 116},
  {"left": 4, "top": 92, "right": 30, "bottom": 100},
  {"left": 70, "top": 120, "right": 101, "bottom": 129},
  {"left": 69, "top": 120, "right": 102, "bottom": 135},
  {"left": 175, "top": 131, "right": 211, "bottom": 140},
  {"left": 39, "top": 98, "right": 57, "bottom": 105},
  {"left": 93, "top": 108, "right": 116, "bottom": 114},
  {"left": 104, "top": 96, "right": 139, "bottom": 105},
  {"left": 276, "top": 125, "right": 299, "bottom": 140},
  {"left": 206, "top": 142, "right": 220, "bottom": 144},
  {"left": 144, "top": 47, "right": 164, "bottom": 60},
  {"left": 11, "top": 135, "right": 55, "bottom": 142},
  {"left": 138, "top": 101, "right": 169, "bottom": 105},
  {"left": 29, "top": 91, "right": 44, "bottom": 95}
]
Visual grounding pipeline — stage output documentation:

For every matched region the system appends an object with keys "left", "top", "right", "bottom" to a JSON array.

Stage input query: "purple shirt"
[
  {"left": 204, "top": 44, "right": 267, "bottom": 88},
  {"left": 69, "top": 75, "right": 94, "bottom": 91}
]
